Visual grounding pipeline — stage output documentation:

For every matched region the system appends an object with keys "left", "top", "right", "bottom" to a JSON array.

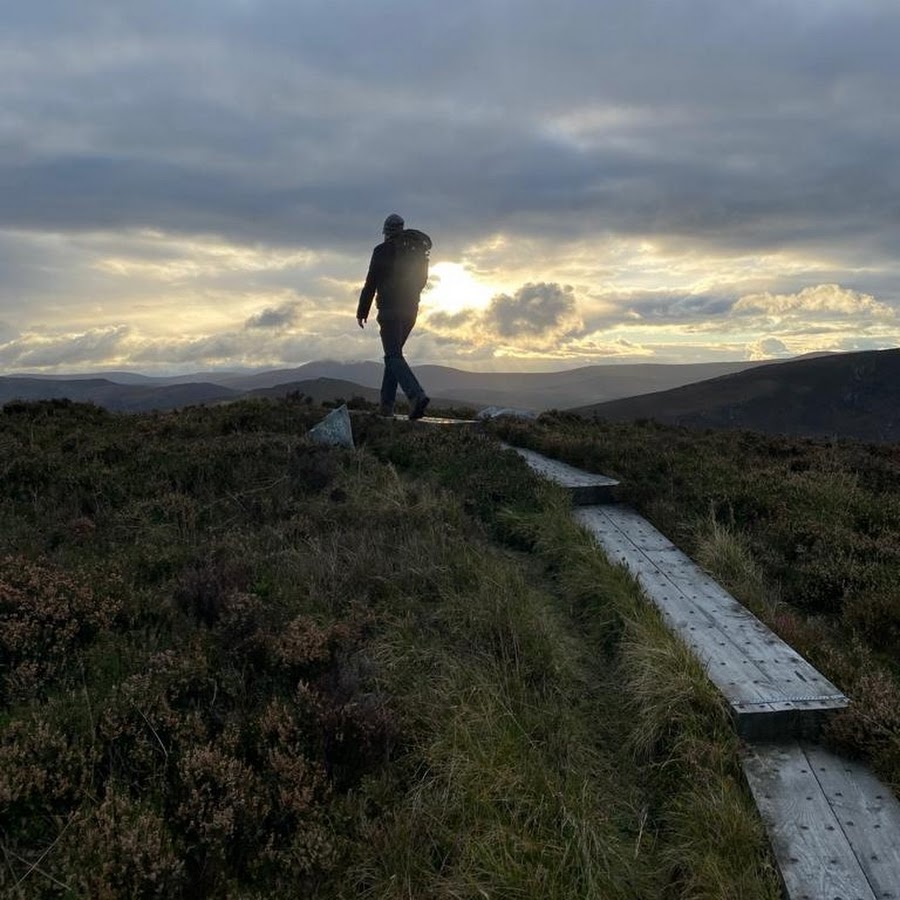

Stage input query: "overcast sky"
[{"left": 1, "top": 0, "right": 898, "bottom": 373}]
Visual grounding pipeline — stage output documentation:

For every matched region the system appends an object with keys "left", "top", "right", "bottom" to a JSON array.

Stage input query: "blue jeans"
[{"left": 379, "top": 315, "right": 424, "bottom": 408}]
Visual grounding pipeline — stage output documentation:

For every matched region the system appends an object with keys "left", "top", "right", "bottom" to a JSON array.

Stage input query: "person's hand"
[{"left": 357, "top": 316, "right": 366, "bottom": 329}]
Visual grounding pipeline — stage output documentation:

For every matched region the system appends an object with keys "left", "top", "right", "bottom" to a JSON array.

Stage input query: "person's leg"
[
  {"left": 398, "top": 316, "right": 430, "bottom": 418},
  {"left": 378, "top": 319, "right": 401, "bottom": 412},
  {"left": 380, "top": 316, "right": 425, "bottom": 406}
]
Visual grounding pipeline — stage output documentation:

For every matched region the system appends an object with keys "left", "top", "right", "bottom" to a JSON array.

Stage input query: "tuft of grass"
[
  {"left": 343, "top": 545, "right": 655, "bottom": 899},
  {"left": 693, "top": 510, "right": 770, "bottom": 612}
]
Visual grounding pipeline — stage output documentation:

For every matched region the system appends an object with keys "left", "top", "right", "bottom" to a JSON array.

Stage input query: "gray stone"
[
  {"left": 476, "top": 406, "right": 538, "bottom": 421},
  {"left": 308, "top": 404, "right": 354, "bottom": 449}
]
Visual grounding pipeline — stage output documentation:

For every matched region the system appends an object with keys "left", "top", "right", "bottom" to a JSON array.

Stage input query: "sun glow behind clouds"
[{"left": 423, "top": 262, "right": 499, "bottom": 315}]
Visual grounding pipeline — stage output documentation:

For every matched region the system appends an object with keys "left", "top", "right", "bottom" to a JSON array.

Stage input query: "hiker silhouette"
[{"left": 356, "top": 213, "right": 431, "bottom": 419}]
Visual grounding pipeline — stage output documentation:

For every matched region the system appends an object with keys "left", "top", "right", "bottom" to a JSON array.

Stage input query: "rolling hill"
[
  {"left": 214, "top": 359, "right": 772, "bottom": 409},
  {"left": 247, "top": 377, "right": 383, "bottom": 405},
  {"left": 573, "top": 348, "right": 900, "bottom": 443},
  {"left": 0, "top": 377, "right": 240, "bottom": 412},
  {"left": 1, "top": 359, "right": 773, "bottom": 414}
]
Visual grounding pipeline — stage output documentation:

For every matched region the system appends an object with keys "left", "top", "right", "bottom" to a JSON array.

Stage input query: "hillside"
[
  {"left": 0, "top": 376, "right": 239, "bottom": 411},
  {"left": 0, "top": 398, "right": 782, "bottom": 898},
  {"left": 247, "top": 377, "right": 465, "bottom": 412},
  {"left": 574, "top": 348, "right": 900, "bottom": 442},
  {"left": 247, "top": 376, "right": 383, "bottom": 405}
]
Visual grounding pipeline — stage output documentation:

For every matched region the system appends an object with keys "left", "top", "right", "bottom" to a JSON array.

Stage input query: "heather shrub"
[
  {"left": 0, "top": 555, "right": 120, "bottom": 704},
  {"left": 0, "top": 715, "right": 93, "bottom": 834},
  {"left": 58, "top": 789, "right": 187, "bottom": 899},
  {"left": 175, "top": 742, "right": 272, "bottom": 884},
  {"left": 96, "top": 645, "right": 231, "bottom": 796},
  {"left": 172, "top": 553, "right": 253, "bottom": 626}
]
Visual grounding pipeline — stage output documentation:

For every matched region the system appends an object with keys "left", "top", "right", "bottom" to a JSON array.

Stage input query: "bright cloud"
[
  {"left": 425, "top": 281, "right": 584, "bottom": 353},
  {"left": 747, "top": 337, "right": 790, "bottom": 360},
  {"left": 734, "top": 285, "right": 895, "bottom": 318}
]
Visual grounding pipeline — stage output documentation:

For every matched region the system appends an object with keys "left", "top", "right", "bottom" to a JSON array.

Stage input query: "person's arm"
[{"left": 356, "top": 245, "right": 387, "bottom": 325}]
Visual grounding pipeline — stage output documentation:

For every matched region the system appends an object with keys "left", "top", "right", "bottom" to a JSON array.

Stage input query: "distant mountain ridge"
[
  {"left": 4, "top": 353, "right": 890, "bottom": 442},
  {"left": 0, "top": 377, "right": 239, "bottom": 412},
  {"left": 183, "top": 358, "right": 776, "bottom": 409},
  {"left": 574, "top": 349, "right": 900, "bottom": 443},
  {"left": 3, "top": 359, "right": 772, "bottom": 413}
]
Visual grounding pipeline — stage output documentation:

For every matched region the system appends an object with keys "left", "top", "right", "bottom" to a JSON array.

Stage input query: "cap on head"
[{"left": 383, "top": 213, "right": 405, "bottom": 237}]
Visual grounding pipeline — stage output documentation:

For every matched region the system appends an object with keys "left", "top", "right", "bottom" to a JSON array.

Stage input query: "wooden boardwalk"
[
  {"left": 575, "top": 504, "right": 848, "bottom": 739},
  {"left": 510, "top": 444, "right": 899, "bottom": 900}
]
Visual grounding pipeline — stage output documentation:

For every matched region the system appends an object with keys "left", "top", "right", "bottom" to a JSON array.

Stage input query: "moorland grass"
[{"left": 1, "top": 399, "right": 780, "bottom": 897}]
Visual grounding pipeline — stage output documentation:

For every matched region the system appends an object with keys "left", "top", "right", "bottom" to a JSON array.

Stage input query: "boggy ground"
[{"left": 1, "top": 398, "right": 781, "bottom": 898}]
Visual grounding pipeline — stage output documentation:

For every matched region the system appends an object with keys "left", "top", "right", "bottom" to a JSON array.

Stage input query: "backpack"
[{"left": 389, "top": 229, "right": 432, "bottom": 294}]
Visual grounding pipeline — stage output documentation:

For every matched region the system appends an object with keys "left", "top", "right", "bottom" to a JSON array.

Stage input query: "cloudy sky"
[{"left": 1, "top": 0, "right": 898, "bottom": 373}]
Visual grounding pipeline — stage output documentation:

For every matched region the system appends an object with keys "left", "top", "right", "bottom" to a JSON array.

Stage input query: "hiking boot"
[
  {"left": 378, "top": 404, "right": 395, "bottom": 418},
  {"left": 409, "top": 394, "right": 430, "bottom": 421}
]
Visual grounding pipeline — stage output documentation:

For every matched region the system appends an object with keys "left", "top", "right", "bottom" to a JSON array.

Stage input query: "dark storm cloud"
[
  {"left": 245, "top": 303, "right": 298, "bottom": 330},
  {"left": 3, "top": 0, "right": 900, "bottom": 259},
  {"left": 625, "top": 294, "right": 736, "bottom": 324}
]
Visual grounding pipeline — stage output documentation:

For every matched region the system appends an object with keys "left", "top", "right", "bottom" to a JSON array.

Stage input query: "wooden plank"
[
  {"left": 574, "top": 505, "right": 848, "bottom": 737},
  {"left": 576, "top": 508, "right": 777, "bottom": 710},
  {"left": 582, "top": 503, "right": 676, "bottom": 550},
  {"left": 349, "top": 411, "right": 477, "bottom": 425},
  {"left": 588, "top": 506, "right": 846, "bottom": 699},
  {"left": 508, "top": 446, "right": 619, "bottom": 504},
  {"left": 643, "top": 546, "right": 845, "bottom": 701},
  {"left": 578, "top": 506, "right": 786, "bottom": 688},
  {"left": 743, "top": 742, "right": 878, "bottom": 900},
  {"left": 803, "top": 745, "right": 900, "bottom": 899}
]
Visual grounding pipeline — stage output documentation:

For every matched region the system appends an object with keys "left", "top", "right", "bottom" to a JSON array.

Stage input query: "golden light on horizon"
[{"left": 423, "top": 262, "right": 500, "bottom": 315}]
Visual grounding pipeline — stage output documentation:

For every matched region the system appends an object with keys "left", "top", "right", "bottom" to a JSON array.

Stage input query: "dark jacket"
[{"left": 356, "top": 238, "right": 423, "bottom": 322}]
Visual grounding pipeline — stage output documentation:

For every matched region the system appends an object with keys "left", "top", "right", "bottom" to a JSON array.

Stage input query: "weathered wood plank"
[
  {"left": 584, "top": 505, "right": 846, "bottom": 695},
  {"left": 803, "top": 745, "right": 900, "bottom": 899},
  {"left": 348, "top": 410, "right": 477, "bottom": 425},
  {"left": 577, "top": 503, "right": 675, "bottom": 550},
  {"left": 576, "top": 509, "right": 779, "bottom": 705},
  {"left": 574, "top": 505, "right": 848, "bottom": 737},
  {"left": 743, "top": 742, "right": 900, "bottom": 900},
  {"left": 642, "top": 545, "right": 844, "bottom": 699},
  {"left": 508, "top": 447, "right": 619, "bottom": 504}
]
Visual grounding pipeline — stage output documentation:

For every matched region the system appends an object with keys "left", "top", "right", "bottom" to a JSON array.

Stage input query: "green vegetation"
[
  {"left": 1, "top": 398, "right": 781, "bottom": 897},
  {"left": 491, "top": 413, "right": 900, "bottom": 793}
]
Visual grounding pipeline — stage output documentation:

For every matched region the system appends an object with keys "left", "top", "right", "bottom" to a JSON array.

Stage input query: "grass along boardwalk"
[{"left": 510, "top": 443, "right": 899, "bottom": 900}]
